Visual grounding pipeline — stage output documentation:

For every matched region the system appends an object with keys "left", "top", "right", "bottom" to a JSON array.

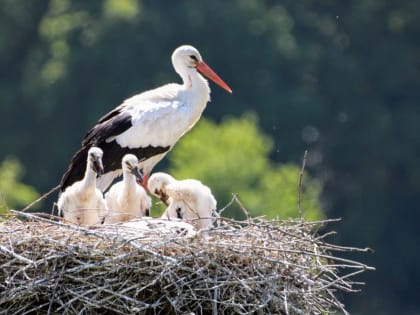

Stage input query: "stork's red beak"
[{"left": 196, "top": 61, "right": 232, "bottom": 93}]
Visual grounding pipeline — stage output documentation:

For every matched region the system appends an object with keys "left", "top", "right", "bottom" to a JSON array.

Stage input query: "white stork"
[
  {"left": 148, "top": 172, "right": 218, "bottom": 230},
  {"left": 57, "top": 147, "right": 107, "bottom": 226},
  {"left": 104, "top": 154, "right": 151, "bottom": 223},
  {"left": 60, "top": 45, "right": 232, "bottom": 192},
  {"left": 147, "top": 172, "right": 177, "bottom": 205}
]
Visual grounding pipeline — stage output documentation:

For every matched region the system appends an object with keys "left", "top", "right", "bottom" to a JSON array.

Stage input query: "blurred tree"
[
  {"left": 0, "top": 158, "right": 40, "bottom": 213},
  {"left": 167, "top": 114, "right": 322, "bottom": 221}
]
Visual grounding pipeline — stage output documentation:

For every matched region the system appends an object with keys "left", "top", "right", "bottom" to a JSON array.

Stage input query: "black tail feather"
[{"left": 59, "top": 146, "right": 89, "bottom": 192}]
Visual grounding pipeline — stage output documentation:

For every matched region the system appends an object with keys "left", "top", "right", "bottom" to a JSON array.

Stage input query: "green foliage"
[
  {"left": 0, "top": 158, "right": 40, "bottom": 213},
  {"left": 103, "top": 0, "right": 139, "bottom": 20},
  {"left": 168, "top": 114, "right": 323, "bottom": 221}
]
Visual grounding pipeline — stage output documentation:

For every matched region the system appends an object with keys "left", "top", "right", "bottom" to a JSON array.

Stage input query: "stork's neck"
[
  {"left": 181, "top": 69, "right": 211, "bottom": 123},
  {"left": 123, "top": 171, "right": 137, "bottom": 190},
  {"left": 81, "top": 165, "right": 97, "bottom": 192}
]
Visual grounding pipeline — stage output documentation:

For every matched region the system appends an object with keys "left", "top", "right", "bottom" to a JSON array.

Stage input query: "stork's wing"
[
  {"left": 59, "top": 85, "right": 181, "bottom": 192},
  {"left": 59, "top": 105, "right": 133, "bottom": 191},
  {"left": 82, "top": 105, "right": 133, "bottom": 147},
  {"left": 82, "top": 104, "right": 130, "bottom": 146}
]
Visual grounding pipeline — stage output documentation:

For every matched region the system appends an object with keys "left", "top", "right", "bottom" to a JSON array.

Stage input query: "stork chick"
[
  {"left": 57, "top": 147, "right": 106, "bottom": 226},
  {"left": 104, "top": 154, "right": 151, "bottom": 223},
  {"left": 148, "top": 172, "right": 218, "bottom": 230},
  {"left": 147, "top": 172, "right": 176, "bottom": 205}
]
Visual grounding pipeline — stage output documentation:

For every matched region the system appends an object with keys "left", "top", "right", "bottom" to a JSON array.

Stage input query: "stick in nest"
[{"left": 19, "top": 184, "right": 60, "bottom": 212}]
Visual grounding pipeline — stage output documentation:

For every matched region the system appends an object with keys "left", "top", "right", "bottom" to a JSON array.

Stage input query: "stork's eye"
[{"left": 189, "top": 55, "right": 198, "bottom": 61}]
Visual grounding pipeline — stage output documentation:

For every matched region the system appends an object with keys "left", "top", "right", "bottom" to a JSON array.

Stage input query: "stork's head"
[
  {"left": 172, "top": 45, "right": 203, "bottom": 70},
  {"left": 147, "top": 172, "right": 176, "bottom": 203},
  {"left": 88, "top": 147, "right": 104, "bottom": 175},
  {"left": 171, "top": 45, "right": 232, "bottom": 93},
  {"left": 122, "top": 154, "right": 143, "bottom": 182}
]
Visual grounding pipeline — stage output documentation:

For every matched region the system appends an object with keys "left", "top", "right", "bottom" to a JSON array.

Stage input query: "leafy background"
[{"left": 1, "top": 0, "right": 419, "bottom": 313}]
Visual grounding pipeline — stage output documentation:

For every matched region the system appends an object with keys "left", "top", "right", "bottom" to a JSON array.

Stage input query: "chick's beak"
[
  {"left": 131, "top": 166, "right": 144, "bottom": 183},
  {"left": 93, "top": 159, "right": 104, "bottom": 176}
]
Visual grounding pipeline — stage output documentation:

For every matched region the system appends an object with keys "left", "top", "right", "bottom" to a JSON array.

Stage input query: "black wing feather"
[
  {"left": 60, "top": 106, "right": 170, "bottom": 192},
  {"left": 60, "top": 107, "right": 132, "bottom": 191},
  {"left": 83, "top": 106, "right": 132, "bottom": 146}
]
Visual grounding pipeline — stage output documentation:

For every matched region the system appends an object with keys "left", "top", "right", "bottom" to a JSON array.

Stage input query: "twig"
[
  {"left": 0, "top": 244, "right": 35, "bottom": 265},
  {"left": 48, "top": 238, "right": 72, "bottom": 315},
  {"left": 20, "top": 184, "right": 60, "bottom": 212},
  {"left": 218, "top": 194, "right": 239, "bottom": 217},
  {"left": 233, "top": 194, "right": 251, "bottom": 220},
  {"left": 297, "top": 150, "right": 308, "bottom": 220}
]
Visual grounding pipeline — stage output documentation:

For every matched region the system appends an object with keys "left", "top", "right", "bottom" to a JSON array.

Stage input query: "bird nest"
[{"left": 0, "top": 210, "right": 373, "bottom": 315}]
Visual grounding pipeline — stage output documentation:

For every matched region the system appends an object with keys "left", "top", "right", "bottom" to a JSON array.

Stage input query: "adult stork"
[{"left": 60, "top": 45, "right": 232, "bottom": 192}]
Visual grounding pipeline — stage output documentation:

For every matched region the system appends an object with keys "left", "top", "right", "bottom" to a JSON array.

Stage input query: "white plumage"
[
  {"left": 60, "top": 45, "right": 232, "bottom": 193},
  {"left": 57, "top": 147, "right": 106, "bottom": 226},
  {"left": 147, "top": 172, "right": 176, "bottom": 205},
  {"left": 104, "top": 154, "right": 151, "bottom": 223},
  {"left": 148, "top": 172, "right": 218, "bottom": 230}
]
